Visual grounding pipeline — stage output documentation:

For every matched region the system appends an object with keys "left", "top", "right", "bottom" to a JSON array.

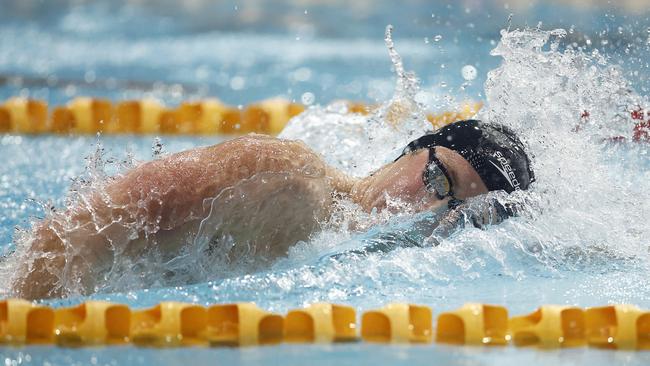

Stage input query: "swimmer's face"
[{"left": 351, "top": 146, "right": 489, "bottom": 213}]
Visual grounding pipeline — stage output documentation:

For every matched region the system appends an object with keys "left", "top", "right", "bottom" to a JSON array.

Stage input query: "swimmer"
[{"left": 7, "top": 119, "right": 534, "bottom": 300}]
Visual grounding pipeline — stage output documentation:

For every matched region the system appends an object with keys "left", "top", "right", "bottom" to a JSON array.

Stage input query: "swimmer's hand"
[
  {"left": 434, "top": 193, "right": 530, "bottom": 236},
  {"left": 324, "top": 193, "right": 531, "bottom": 261}
]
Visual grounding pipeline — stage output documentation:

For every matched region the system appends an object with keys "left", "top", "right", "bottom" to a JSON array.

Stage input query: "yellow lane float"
[
  {"left": 67, "top": 97, "right": 113, "bottom": 134},
  {"left": 285, "top": 303, "right": 357, "bottom": 343},
  {"left": 3, "top": 98, "right": 48, "bottom": 134},
  {"left": 206, "top": 303, "right": 283, "bottom": 346},
  {"left": 508, "top": 305, "right": 585, "bottom": 348},
  {"left": 54, "top": 301, "right": 130, "bottom": 346},
  {"left": 2, "top": 300, "right": 649, "bottom": 350},
  {"left": 207, "top": 303, "right": 284, "bottom": 346},
  {"left": 361, "top": 303, "right": 433, "bottom": 343},
  {"left": 0, "top": 97, "right": 480, "bottom": 135},
  {"left": 427, "top": 101, "right": 482, "bottom": 131},
  {"left": 436, "top": 303, "right": 509, "bottom": 346},
  {"left": 259, "top": 97, "right": 306, "bottom": 134},
  {"left": 0, "top": 299, "right": 54, "bottom": 345},
  {"left": 130, "top": 302, "right": 207, "bottom": 347},
  {"left": 50, "top": 106, "right": 76, "bottom": 133},
  {"left": 0, "top": 106, "right": 11, "bottom": 132},
  {"left": 585, "top": 305, "right": 648, "bottom": 350},
  {"left": 638, "top": 312, "right": 650, "bottom": 350},
  {"left": 114, "top": 99, "right": 165, "bottom": 134}
]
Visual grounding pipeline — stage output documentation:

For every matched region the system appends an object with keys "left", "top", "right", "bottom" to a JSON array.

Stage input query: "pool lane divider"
[
  {"left": 509, "top": 305, "right": 585, "bottom": 348},
  {"left": 436, "top": 303, "right": 508, "bottom": 346},
  {"left": 207, "top": 303, "right": 283, "bottom": 346},
  {"left": 361, "top": 303, "right": 432, "bottom": 343},
  {"left": 0, "top": 97, "right": 483, "bottom": 135},
  {"left": 2, "top": 299, "right": 650, "bottom": 350},
  {"left": 285, "top": 303, "right": 356, "bottom": 343}
]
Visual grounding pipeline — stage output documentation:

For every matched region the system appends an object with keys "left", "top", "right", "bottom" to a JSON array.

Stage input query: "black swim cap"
[{"left": 401, "top": 120, "right": 535, "bottom": 193}]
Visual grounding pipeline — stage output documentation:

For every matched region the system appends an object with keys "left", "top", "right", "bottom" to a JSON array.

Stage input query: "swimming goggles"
[
  {"left": 398, "top": 145, "right": 464, "bottom": 209},
  {"left": 423, "top": 148, "right": 456, "bottom": 201}
]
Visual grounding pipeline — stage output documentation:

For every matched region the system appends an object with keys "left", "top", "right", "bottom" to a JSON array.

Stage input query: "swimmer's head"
[
  {"left": 400, "top": 119, "right": 535, "bottom": 195},
  {"left": 351, "top": 120, "right": 534, "bottom": 213}
]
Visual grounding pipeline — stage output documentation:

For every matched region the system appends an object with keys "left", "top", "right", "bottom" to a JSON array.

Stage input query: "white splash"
[{"left": 280, "top": 25, "right": 432, "bottom": 177}]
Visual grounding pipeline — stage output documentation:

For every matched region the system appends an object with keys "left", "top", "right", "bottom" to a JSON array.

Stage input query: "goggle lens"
[
  {"left": 425, "top": 163, "right": 451, "bottom": 196},
  {"left": 424, "top": 150, "right": 454, "bottom": 199}
]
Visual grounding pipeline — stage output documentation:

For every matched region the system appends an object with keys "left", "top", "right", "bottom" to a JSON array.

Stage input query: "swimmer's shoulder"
[{"left": 213, "top": 133, "right": 315, "bottom": 155}]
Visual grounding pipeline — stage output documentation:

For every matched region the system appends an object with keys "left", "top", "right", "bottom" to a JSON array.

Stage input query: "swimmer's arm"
[
  {"left": 10, "top": 199, "right": 117, "bottom": 300},
  {"left": 10, "top": 221, "right": 66, "bottom": 299},
  {"left": 10, "top": 142, "right": 237, "bottom": 300},
  {"left": 104, "top": 135, "right": 354, "bottom": 227},
  {"left": 11, "top": 135, "right": 351, "bottom": 299}
]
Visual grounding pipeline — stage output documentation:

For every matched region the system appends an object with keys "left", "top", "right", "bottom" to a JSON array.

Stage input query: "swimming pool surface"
[{"left": 2, "top": 0, "right": 650, "bottom": 365}]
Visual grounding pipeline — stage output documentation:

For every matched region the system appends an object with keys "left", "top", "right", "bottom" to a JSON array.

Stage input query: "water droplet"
[
  {"left": 301, "top": 92, "right": 315, "bottom": 105},
  {"left": 433, "top": 35, "right": 443, "bottom": 42},
  {"left": 461, "top": 65, "right": 477, "bottom": 81},
  {"left": 151, "top": 137, "right": 165, "bottom": 158},
  {"left": 230, "top": 76, "right": 245, "bottom": 90},
  {"left": 293, "top": 67, "right": 312, "bottom": 82},
  {"left": 84, "top": 70, "right": 96, "bottom": 83}
]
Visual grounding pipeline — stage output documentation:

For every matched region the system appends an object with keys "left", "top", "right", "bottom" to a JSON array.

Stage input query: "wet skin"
[{"left": 9, "top": 134, "right": 488, "bottom": 300}]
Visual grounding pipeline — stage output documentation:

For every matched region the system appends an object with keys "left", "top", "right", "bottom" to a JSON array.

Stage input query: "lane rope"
[
  {"left": 0, "top": 97, "right": 482, "bottom": 135},
  {"left": 1, "top": 299, "right": 649, "bottom": 349}
]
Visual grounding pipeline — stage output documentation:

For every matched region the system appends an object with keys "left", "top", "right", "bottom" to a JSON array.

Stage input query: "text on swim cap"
[{"left": 490, "top": 151, "right": 521, "bottom": 191}]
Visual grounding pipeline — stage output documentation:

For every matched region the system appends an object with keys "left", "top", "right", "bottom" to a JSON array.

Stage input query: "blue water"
[
  {"left": 2, "top": 0, "right": 649, "bottom": 106},
  {"left": 2, "top": 1, "right": 650, "bottom": 365}
]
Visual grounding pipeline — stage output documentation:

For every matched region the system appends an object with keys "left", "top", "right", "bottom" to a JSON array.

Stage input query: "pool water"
[{"left": 2, "top": 1, "right": 650, "bottom": 365}]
